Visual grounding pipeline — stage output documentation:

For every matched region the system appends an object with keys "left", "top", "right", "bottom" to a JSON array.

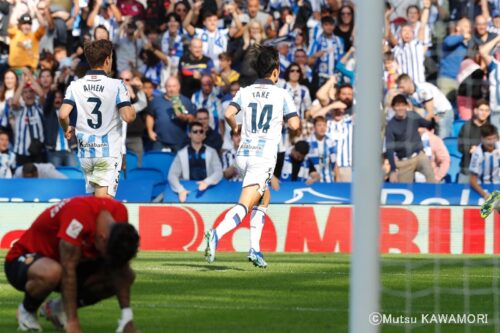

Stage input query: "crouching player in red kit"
[{"left": 3, "top": 196, "right": 140, "bottom": 333}]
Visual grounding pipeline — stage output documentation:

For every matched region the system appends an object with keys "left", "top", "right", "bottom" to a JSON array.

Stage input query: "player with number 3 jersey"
[
  {"left": 59, "top": 40, "right": 136, "bottom": 198},
  {"left": 204, "top": 45, "right": 300, "bottom": 268}
]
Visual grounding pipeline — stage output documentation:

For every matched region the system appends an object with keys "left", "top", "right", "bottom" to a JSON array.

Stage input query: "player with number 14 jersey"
[
  {"left": 204, "top": 46, "right": 300, "bottom": 268},
  {"left": 233, "top": 80, "right": 297, "bottom": 159}
]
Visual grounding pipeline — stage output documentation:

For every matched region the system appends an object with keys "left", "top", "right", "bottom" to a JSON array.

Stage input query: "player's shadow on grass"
[{"left": 163, "top": 263, "right": 245, "bottom": 271}]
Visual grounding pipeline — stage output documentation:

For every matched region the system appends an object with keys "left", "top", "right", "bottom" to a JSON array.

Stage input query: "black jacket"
[{"left": 458, "top": 120, "right": 488, "bottom": 174}]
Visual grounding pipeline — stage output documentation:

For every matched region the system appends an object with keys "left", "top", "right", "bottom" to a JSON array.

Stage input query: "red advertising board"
[{"left": 0, "top": 204, "right": 498, "bottom": 254}]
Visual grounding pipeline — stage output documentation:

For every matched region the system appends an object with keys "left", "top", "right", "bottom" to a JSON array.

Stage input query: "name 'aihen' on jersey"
[
  {"left": 63, "top": 70, "right": 131, "bottom": 159},
  {"left": 231, "top": 79, "right": 297, "bottom": 158}
]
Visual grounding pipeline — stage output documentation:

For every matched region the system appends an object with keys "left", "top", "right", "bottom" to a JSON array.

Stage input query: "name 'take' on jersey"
[{"left": 63, "top": 70, "right": 131, "bottom": 159}]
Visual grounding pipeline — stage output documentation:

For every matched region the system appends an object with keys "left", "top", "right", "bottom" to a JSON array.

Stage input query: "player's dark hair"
[
  {"left": 249, "top": 45, "right": 280, "bottom": 79},
  {"left": 0, "top": 129, "right": 8, "bottom": 137},
  {"left": 84, "top": 39, "right": 113, "bottom": 69},
  {"left": 480, "top": 123, "right": 498, "bottom": 138},
  {"left": 294, "top": 140, "right": 310, "bottom": 155},
  {"left": 313, "top": 116, "right": 327, "bottom": 125},
  {"left": 107, "top": 223, "right": 139, "bottom": 267},
  {"left": 391, "top": 94, "right": 409, "bottom": 107}
]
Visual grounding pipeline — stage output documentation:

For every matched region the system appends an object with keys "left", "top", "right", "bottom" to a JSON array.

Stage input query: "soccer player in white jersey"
[
  {"left": 59, "top": 40, "right": 136, "bottom": 198},
  {"left": 204, "top": 45, "right": 300, "bottom": 268},
  {"left": 469, "top": 124, "right": 499, "bottom": 199}
]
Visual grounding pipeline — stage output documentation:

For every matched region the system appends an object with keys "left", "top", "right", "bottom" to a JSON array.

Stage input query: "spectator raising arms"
[
  {"left": 8, "top": 10, "right": 47, "bottom": 72},
  {"left": 183, "top": 2, "right": 243, "bottom": 69}
]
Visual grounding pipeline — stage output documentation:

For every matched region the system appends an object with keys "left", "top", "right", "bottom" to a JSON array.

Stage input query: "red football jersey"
[{"left": 6, "top": 196, "right": 128, "bottom": 262}]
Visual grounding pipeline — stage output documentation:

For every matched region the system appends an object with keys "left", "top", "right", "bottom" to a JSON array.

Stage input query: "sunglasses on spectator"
[
  {"left": 341, "top": 11, "right": 352, "bottom": 16},
  {"left": 290, "top": 68, "right": 300, "bottom": 73},
  {"left": 192, "top": 129, "right": 204, "bottom": 134}
]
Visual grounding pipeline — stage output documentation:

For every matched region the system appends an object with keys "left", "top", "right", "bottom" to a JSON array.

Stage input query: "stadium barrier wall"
[
  {"left": 0, "top": 203, "right": 498, "bottom": 254},
  {"left": 0, "top": 179, "right": 497, "bottom": 204}
]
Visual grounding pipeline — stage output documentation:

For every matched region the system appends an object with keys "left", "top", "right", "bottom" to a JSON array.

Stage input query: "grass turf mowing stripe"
[{"left": 0, "top": 251, "right": 497, "bottom": 333}]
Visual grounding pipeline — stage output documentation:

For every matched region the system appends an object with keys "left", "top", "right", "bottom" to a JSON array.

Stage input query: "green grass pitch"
[{"left": 0, "top": 251, "right": 497, "bottom": 333}]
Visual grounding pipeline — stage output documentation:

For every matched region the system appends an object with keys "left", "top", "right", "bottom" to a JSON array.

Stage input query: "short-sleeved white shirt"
[
  {"left": 231, "top": 79, "right": 298, "bottom": 159},
  {"left": 63, "top": 70, "right": 131, "bottom": 158}
]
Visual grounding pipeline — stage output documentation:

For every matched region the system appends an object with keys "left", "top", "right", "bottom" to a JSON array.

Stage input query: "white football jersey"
[
  {"left": 63, "top": 70, "right": 131, "bottom": 158},
  {"left": 231, "top": 79, "right": 298, "bottom": 158}
]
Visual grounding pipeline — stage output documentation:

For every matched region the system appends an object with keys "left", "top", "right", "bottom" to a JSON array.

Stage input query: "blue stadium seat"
[
  {"left": 152, "top": 181, "right": 168, "bottom": 200},
  {"left": 56, "top": 166, "right": 84, "bottom": 179},
  {"left": 0, "top": 179, "right": 86, "bottom": 201},
  {"left": 452, "top": 120, "right": 465, "bottom": 137},
  {"left": 443, "top": 137, "right": 460, "bottom": 158},
  {"left": 126, "top": 151, "right": 139, "bottom": 170},
  {"left": 142, "top": 152, "right": 175, "bottom": 178},
  {"left": 127, "top": 168, "right": 164, "bottom": 184},
  {"left": 444, "top": 154, "right": 461, "bottom": 183},
  {"left": 116, "top": 179, "right": 155, "bottom": 202}
]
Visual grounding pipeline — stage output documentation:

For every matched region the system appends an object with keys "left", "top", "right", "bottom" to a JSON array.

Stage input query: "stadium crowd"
[{"left": 0, "top": 0, "right": 499, "bottom": 200}]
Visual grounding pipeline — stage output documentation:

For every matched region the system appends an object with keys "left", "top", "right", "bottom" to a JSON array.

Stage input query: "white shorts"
[
  {"left": 236, "top": 155, "right": 276, "bottom": 196},
  {"left": 79, "top": 157, "right": 122, "bottom": 197}
]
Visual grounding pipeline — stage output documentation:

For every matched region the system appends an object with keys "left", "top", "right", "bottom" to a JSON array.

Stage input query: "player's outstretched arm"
[
  {"left": 59, "top": 240, "right": 82, "bottom": 333},
  {"left": 119, "top": 105, "right": 137, "bottom": 124}
]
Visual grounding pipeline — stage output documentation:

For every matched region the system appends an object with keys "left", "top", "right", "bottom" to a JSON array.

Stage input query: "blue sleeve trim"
[
  {"left": 63, "top": 99, "right": 75, "bottom": 107},
  {"left": 229, "top": 101, "right": 241, "bottom": 113},
  {"left": 117, "top": 101, "right": 131, "bottom": 109},
  {"left": 284, "top": 112, "right": 299, "bottom": 121}
]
